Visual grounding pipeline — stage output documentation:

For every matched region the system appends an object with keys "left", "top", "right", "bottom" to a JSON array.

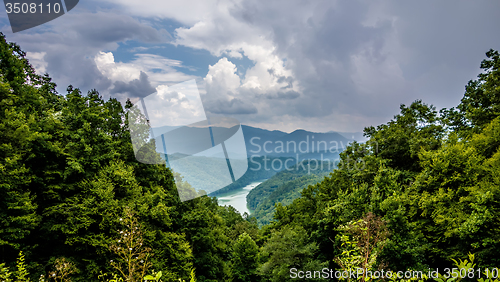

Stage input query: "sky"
[{"left": 1, "top": 0, "right": 499, "bottom": 133}]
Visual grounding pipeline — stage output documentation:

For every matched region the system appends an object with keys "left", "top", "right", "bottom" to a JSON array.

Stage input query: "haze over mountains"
[
  {"left": 237, "top": 125, "right": 361, "bottom": 159},
  {"left": 149, "top": 123, "right": 362, "bottom": 195},
  {"left": 151, "top": 124, "right": 363, "bottom": 159}
]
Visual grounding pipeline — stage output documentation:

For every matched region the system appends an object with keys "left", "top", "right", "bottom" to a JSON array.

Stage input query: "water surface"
[{"left": 217, "top": 181, "right": 263, "bottom": 215}]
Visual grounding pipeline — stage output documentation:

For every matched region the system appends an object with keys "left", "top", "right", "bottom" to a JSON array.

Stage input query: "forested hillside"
[
  {"left": 246, "top": 160, "right": 331, "bottom": 226},
  {"left": 0, "top": 33, "right": 260, "bottom": 282},
  {"left": 1, "top": 32, "right": 500, "bottom": 282},
  {"left": 258, "top": 49, "right": 500, "bottom": 279}
]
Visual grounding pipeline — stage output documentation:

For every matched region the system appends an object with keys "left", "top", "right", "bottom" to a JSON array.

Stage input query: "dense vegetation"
[
  {"left": 1, "top": 32, "right": 500, "bottom": 282},
  {"left": 247, "top": 160, "right": 331, "bottom": 226},
  {"left": 208, "top": 156, "right": 289, "bottom": 197},
  {"left": 0, "top": 33, "right": 259, "bottom": 282},
  {"left": 259, "top": 49, "right": 500, "bottom": 277}
]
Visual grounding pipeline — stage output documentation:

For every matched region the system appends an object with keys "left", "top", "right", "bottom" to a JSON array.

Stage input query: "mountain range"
[
  {"left": 241, "top": 125, "right": 359, "bottom": 160},
  {"left": 149, "top": 123, "right": 363, "bottom": 196}
]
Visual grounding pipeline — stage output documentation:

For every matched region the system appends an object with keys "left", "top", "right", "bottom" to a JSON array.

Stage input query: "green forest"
[
  {"left": 1, "top": 32, "right": 500, "bottom": 282},
  {"left": 246, "top": 160, "right": 332, "bottom": 226}
]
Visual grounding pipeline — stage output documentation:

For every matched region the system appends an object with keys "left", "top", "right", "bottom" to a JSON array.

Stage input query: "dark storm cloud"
[
  {"left": 110, "top": 71, "right": 156, "bottom": 98},
  {"left": 228, "top": 0, "right": 500, "bottom": 129},
  {"left": 68, "top": 12, "right": 168, "bottom": 45},
  {"left": 3, "top": 11, "right": 169, "bottom": 96},
  {"left": 204, "top": 98, "right": 258, "bottom": 115},
  {"left": 4, "top": 0, "right": 500, "bottom": 132},
  {"left": 260, "top": 90, "right": 299, "bottom": 100}
]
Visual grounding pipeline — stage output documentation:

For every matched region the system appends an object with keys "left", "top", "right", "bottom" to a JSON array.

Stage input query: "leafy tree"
[
  {"left": 363, "top": 100, "right": 444, "bottom": 173},
  {"left": 258, "top": 226, "right": 326, "bottom": 282},
  {"left": 231, "top": 233, "right": 258, "bottom": 282},
  {"left": 442, "top": 49, "right": 500, "bottom": 134},
  {"left": 109, "top": 207, "right": 152, "bottom": 282},
  {"left": 0, "top": 33, "right": 196, "bottom": 281},
  {"left": 333, "top": 213, "right": 389, "bottom": 281}
]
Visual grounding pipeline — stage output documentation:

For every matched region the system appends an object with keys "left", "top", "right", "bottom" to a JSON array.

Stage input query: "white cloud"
[
  {"left": 2, "top": 11, "right": 170, "bottom": 95},
  {"left": 26, "top": 52, "right": 48, "bottom": 74},
  {"left": 8, "top": 0, "right": 500, "bottom": 132},
  {"left": 95, "top": 51, "right": 142, "bottom": 82},
  {"left": 100, "top": 0, "right": 229, "bottom": 25},
  {"left": 94, "top": 51, "right": 198, "bottom": 103},
  {"left": 143, "top": 80, "right": 206, "bottom": 127},
  {"left": 205, "top": 57, "right": 240, "bottom": 95}
]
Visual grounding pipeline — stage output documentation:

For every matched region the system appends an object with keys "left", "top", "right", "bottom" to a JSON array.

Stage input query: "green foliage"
[
  {"left": 188, "top": 268, "right": 196, "bottom": 282},
  {"left": 48, "top": 257, "right": 77, "bottom": 282},
  {"left": 143, "top": 268, "right": 196, "bottom": 282},
  {"left": 334, "top": 213, "right": 389, "bottom": 281},
  {"left": 15, "top": 251, "right": 30, "bottom": 282},
  {"left": 109, "top": 208, "right": 152, "bottom": 282},
  {"left": 247, "top": 160, "right": 331, "bottom": 225},
  {"left": 260, "top": 49, "right": 500, "bottom": 275},
  {"left": 0, "top": 33, "right": 239, "bottom": 282},
  {"left": 0, "top": 262, "right": 13, "bottom": 282},
  {"left": 97, "top": 272, "right": 124, "bottom": 282},
  {"left": 258, "top": 226, "right": 326, "bottom": 282},
  {"left": 1, "top": 30, "right": 500, "bottom": 282},
  {"left": 144, "top": 270, "right": 162, "bottom": 281},
  {"left": 442, "top": 49, "right": 500, "bottom": 134},
  {"left": 335, "top": 234, "right": 363, "bottom": 279},
  {"left": 387, "top": 272, "right": 429, "bottom": 282},
  {"left": 231, "top": 233, "right": 258, "bottom": 282}
]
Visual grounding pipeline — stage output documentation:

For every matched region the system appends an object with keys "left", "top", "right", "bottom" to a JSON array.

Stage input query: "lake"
[{"left": 216, "top": 181, "right": 263, "bottom": 215}]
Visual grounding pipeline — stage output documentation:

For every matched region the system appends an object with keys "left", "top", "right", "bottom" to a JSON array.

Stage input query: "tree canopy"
[{"left": 1, "top": 31, "right": 500, "bottom": 281}]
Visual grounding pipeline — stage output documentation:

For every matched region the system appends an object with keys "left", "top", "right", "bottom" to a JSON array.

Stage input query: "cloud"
[
  {"left": 110, "top": 71, "right": 156, "bottom": 98},
  {"left": 168, "top": 0, "right": 500, "bottom": 131},
  {"left": 8, "top": 0, "right": 500, "bottom": 133},
  {"left": 99, "top": 0, "right": 224, "bottom": 25},
  {"left": 272, "top": 91, "right": 300, "bottom": 100},
  {"left": 26, "top": 51, "right": 48, "bottom": 74},
  {"left": 170, "top": 0, "right": 396, "bottom": 126},
  {"left": 94, "top": 51, "right": 193, "bottom": 85},
  {"left": 65, "top": 12, "right": 169, "bottom": 45},
  {"left": 5, "top": 11, "right": 170, "bottom": 96},
  {"left": 141, "top": 80, "right": 207, "bottom": 128},
  {"left": 93, "top": 51, "right": 198, "bottom": 103},
  {"left": 204, "top": 98, "right": 257, "bottom": 115}
]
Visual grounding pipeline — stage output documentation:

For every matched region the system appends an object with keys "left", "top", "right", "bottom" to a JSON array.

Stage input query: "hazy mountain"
[
  {"left": 151, "top": 123, "right": 354, "bottom": 196},
  {"left": 241, "top": 125, "right": 287, "bottom": 144},
  {"left": 243, "top": 126, "right": 351, "bottom": 159},
  {"left": 246, "top": 160, "right": 332, "bottom": 225},
  {"left": 337, "top": 131, "right": 368, "bottom": 142}
]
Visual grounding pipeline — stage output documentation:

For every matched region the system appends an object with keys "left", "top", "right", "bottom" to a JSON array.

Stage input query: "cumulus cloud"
[
  {"left": 6, "top": 11, "right": 170, "bottom": 96},
  {"left": 110, "top": 71, "right": 156, "bottom": 99},
  {"left": 168, "top": 0, "right": 500, "bottom": 131},
  {"left": 201, "top": 56, "right": 299, "bottom": 115},
  {"left": 26, "top": 52, "right": 48, "bottom": 74},
  {"left": 143, "top": 80, "right": 207, "bottom": 128},
  {"left": 204, "top": 98, "right": 257, "bottom": 115},
  {"left": 94, "top": 51, "right": 194, "bottom": 86},
  {"left": 204, "top": 57, "right": 241, "bottom": 96},
  {"left": 9, "top": 0, "right": 500, "bottom": 132}
]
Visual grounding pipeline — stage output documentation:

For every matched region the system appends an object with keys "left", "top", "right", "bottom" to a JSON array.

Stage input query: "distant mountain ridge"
[
  {"left": 246, "top": 160, "right": 332, "bottom": 225},
  {"left": 149, "top": 123, "right": 363, "bottom": 197},
  {"left": 242, "top": 125, "right": 355, "bottom": 159},
  {"left": 152, "top": 124, "right": 363, "bottom": 160}
]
